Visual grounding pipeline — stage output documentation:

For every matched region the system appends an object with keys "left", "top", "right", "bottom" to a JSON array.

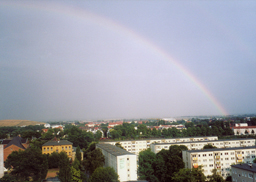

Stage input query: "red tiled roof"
[{"left": 231, "top": 126, "right": 256, "bottom": 129}]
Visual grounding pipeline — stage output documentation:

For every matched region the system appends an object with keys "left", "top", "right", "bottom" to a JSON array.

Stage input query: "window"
[
  {"left": 209, "top": 154, "right": 213, "bottom": 156},
  {"left": 249, "top": 173, "right": 253, "bottom": 178},
  {"left": 252, "top": 151, "right": 255, "bottom": 153},
  {"left": 225, "top": 158, "right": 229, "bottom": 160},
  {"left": 44, "top": 148, "right": 46, "bottom": 151},
  {"left": 127, "top": 158, "right": 129, "bottom": 160},
  {"left": 209, "top": 164, "right": 213, "bottom": 167},
  {"left": 231, "top": 152, "right": 235, "bottom": 155},
  {"left": 246, "top": 151, "right": 250, "bottom": 154},
  {"left": 231, "top": 157, "right": 235, "bottom": 160},
  {"left": 65, "top": 147, "right": 67, "bottom": 150},
  {"left": 203, "top": 159, "right": 207, "bottom": 162},
  {"left": 203, "top": 154, "right": 207, "bottom": 157},
  {"left": 51, "top": 147, "right": 53, "bottom": 151},
  {"left": 225, "top": 152, "right": 228, "bottom": 155}
]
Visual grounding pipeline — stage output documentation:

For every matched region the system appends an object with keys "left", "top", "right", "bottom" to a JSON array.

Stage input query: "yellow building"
[{"left": 42, "top": 140, "right": 73, "bottom": 159}]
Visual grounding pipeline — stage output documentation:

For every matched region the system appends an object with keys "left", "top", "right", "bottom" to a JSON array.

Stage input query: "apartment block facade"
[
  {"left": 231, "top": 163, "right": 256, "bottom": 182},
  {"left": 101, "top": 136, "right": 218, "bottom": 155},
  {"left": 96, "top": 144, "right": 137, "bottom": 182},
  {"left": 182, "top": 146, "right": 256, "bottom": 178},
  {"left": 151, "top": 138, "right": 255, "bottom": 153}
]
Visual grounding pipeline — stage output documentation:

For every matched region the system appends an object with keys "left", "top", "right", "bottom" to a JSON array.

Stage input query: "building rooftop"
[
  {"left": 96, "top": 144, "right": 135, "bottom": 156},
  {"left": 232, "top": 163, "right": 256, "bottom": 173},
  {"left": 42, "top": 140, "right": 73, "bottom": 146},
  {"left": 185, "top": 146, "right": 256, "bottom": 153},
  {"left": 101, "top": 136, "right": 218, "bottom": 143},
  {"left": 4, "top": 136, "right": 27, "bottom": 149},
  {"left": 151, "top": 138, "right": 255, "bottom": 146}
]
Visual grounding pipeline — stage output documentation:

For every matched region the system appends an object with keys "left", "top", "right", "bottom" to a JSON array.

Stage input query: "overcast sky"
[{"left": 1, "top": 0, "right": 256, "bottom": 121}]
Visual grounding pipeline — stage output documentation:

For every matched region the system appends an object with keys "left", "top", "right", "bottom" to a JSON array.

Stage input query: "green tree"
[
  {"left": 138, "top": 148, "right": 157, "bottom": 181},
  {"left": 162, "top": 128, "right": 168, "bottom": 137},
  {"left": 89, "top": 167, "right": 119, "bottom": 182},
  {"left": 5, "top": 147, "right": 48, "bottom": 182},
  {"left": 48, "top": 152, "right": 60, "bottom": 169},
  {"left": 94, "top": 130, "right": 103, "bottom": 140},
  {"left": 83, "top": 148, "right": 105, "bottom": 175},
  {"left": 172, "top": 167, "right": 206, "bottom": 182},
  {"left": 0, "top": 174, "right": 16, "bottom": 182},
  {"left": 207, "top": 169, "right": 225, "bottom": 182},
  {"left": 169, "top": 145, "right": 188, "bottom": 158},
  {"left": 76, "top": 146, "right": 82, "bottom": 163},
  {"left": 155, "top": 149, "right": 184, "bottom": 181},
  {"left": 58, "top": 151, "right": 72, "bottom": 182},
  {"left": 203, "top": 144, "right": 217, "bottom": 150},
  {"left": 71, "top": 165, "right": 82, "bottom": 182}
]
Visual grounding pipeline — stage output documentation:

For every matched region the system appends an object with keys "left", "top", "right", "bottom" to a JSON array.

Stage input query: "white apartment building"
[
  {"left": 96, "top": 144, "right": 137, "bottom": 182},
  {"left": 0, "top": 145, "right": 3, "bottom": 178},
  {"left": 101, "top": 136, "right": 218, "bottom": 155},
  {"left": 231, "top": 123, "right": 256, "bottom": 135},
  {"left": 151, "top": 138, "right": 255, "bottom": 153},
  {"left": 182, "top": 146, "right": 256, "bottom": 178},
  {"left": 231, "top": 163, "right": 256, "bottom": 182}
]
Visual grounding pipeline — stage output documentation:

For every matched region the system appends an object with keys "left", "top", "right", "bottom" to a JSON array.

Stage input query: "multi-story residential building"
[
  {"left": 0, "top": 145, "right": 3, "bottom": 178},
  {"left": 231, "top": 123, "right": 256, "bottom": 135},
  {"left": 96, "top": 144, "right": 137, "bottom": 182},
  {"left": 182, "top": 146, "right": 256, "bottom": 178},
  {"left": 101, "top": 136, "right": 218, "bottom": 155},
  {"left": 231, "top": 163, "right": 256, "bottom": 182},
  {"left": 42, "top": 140, "right": 73, "bottom": 159},
  {"left": 151, "top": 138, "right": 255, "bottom": 153}
]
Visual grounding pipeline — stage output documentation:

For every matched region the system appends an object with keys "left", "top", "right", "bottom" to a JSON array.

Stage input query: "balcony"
[
  {"left": 237, "top": 160, "right": 243, "bottom": 163},
  {"left": 193, "top": 157, "right": 198, "bottom": 161},
  {"left": 215, "top": 156, "right": 220, "bottom": 159},
  {"left": 193, "top": 163, "right": 198, "bottom": 168}
]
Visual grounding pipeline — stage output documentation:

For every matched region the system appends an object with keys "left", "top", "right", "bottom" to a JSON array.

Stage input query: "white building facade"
[
  {"left": 182, "top": 146, "right": 256, "bottom": 178},
  {"left": 151, "top": 138, "right": 255, "bottom": 153},
  {"left": 101, "top": 136, "right": 218, "bottom": 155},
  {"left": 96, "top": 144, "right": 137, "bottom": 182}
]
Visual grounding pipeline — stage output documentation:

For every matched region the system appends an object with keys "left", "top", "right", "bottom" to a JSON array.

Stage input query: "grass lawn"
[{"left": 46, "top": 168, "right": 59, "bottom": 178}]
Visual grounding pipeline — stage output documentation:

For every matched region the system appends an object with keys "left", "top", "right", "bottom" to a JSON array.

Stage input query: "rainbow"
[{"left": 1, "top": 0, "right": 228, "bottom": 116}]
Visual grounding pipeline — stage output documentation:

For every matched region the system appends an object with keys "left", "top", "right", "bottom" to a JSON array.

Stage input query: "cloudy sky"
[{"left": 1, "top": 0, "right": 256, "bottom": 121}]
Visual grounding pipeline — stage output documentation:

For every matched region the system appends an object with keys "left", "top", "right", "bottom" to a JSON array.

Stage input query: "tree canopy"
[
  {"left": 5, "top": 147, "right": 48, "bottom": 182},
  {"left": 89, "top": 167, "right": 119, "bottom": 182}
]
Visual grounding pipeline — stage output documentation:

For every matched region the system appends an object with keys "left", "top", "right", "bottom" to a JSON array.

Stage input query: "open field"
[
  {"left": 0, "top": 120, "right": 45, "bottom": 127},
  {"left": 46, "top": 168, "right": 59, "bottom": 178}
]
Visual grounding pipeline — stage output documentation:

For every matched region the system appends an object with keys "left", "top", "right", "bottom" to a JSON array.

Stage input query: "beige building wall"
[{"left": 183, "top": 146, "right": 256, "bottom": 178}]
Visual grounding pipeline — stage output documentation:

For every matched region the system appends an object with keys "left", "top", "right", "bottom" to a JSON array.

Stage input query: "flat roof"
[
  {"left": 185, "top": 146, "right": 256, "bottom": 153},
  {"left": 96, "top": 144, "right": 136, "bottom": 156},
  {"left": 151, "top": 138, "right": 255, "bottom": 146},
  {"left": 100, "top": 136, "right": 218, "bottom": 143},
  {"left": 232, "top": 163, "right": 256, "bottom": 173},
  {"left": 42, "top": 140, "right": 73, "bottom": 146}
]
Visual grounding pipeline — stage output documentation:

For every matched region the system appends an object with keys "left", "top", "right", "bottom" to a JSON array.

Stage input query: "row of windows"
[
  {"left": 192, "top": 151, "right": 255, "bottom": 158},
  {"left": 43, "top": 146, "right": 71, "bottom": 152}
]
